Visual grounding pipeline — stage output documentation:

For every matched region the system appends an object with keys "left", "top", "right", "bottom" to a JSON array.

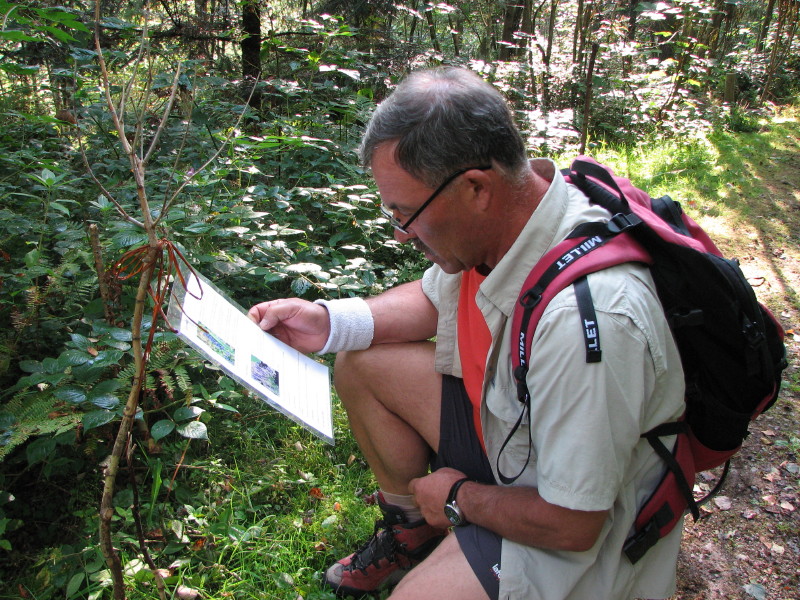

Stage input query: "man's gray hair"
[{"left": 359, "top": 66, "right": 528, "bottom": 187}]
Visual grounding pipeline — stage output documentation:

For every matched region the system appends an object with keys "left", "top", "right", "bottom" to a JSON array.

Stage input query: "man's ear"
[{"left": 463, "top": 168, "right": 493, "bottom": 213}]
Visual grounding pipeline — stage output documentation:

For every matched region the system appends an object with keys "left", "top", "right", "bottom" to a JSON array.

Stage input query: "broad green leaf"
[
  {"left": 285, "top": 262, "right": 322, "bottom": 273},
  {"left": 174, "top": 406, "right": 204, "bottom": 421},
  {"left": 151, "top": 420, "right": 175, "bottom": 441},
  {"left": 176, "top": 421, "right": 208, "bottom": 440},
  {"left": 26, "top": 436, "right": 56, "bottom": 464},
  {"left": 69, "top": 333, "right": 92, "bottom": 350},
  {"left": 89, "top": 350, "right": 125, "bottom": 368},
  {"left": 66, "top": 572, "right": 84, "bottom": 598},
  {"left": 82, "top": 410, "right": 116, "bottom": 432},
  {"left": 93, "top": 380, "right": 122, "bottom": 394},
  {"left": 291, "top": 278, "right": 312, "bottom": 295},
  {"left": 0, "top": 62, "right": 40, "bottom": 74},
  {"left": 24, "top": 248, "right": 42, "bottom": 268},
  {"left": 109, "top": 328, "right": 133, "bottom": 342},
  {"left": 88, "top": 393, "right": 120, "bottom": 410},
  {"left": 54, "top": 386, "right": 87, "bottom": 404},
  {"left": 49, "top": 201, "right": 70, "bottom": 216},
  {"left": 18, "top": 360, "right": 43, "bottom": 373},
  {"left": 0, "top": 31, "right": 39, "bottom": 43},
  {"left": 39, "top": 24, "right": 76, "bottom": 43},
  {"left": 58, "top": 349, "right": 91, "bottom": 367}
]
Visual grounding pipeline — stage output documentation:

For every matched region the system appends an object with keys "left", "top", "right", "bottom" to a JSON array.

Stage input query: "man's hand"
[
  {"left": 408, "top": 467, "right": 468, "bottom": 529},
  {"left": 247, "top": 298, "right": 331, "bottom": 354}
]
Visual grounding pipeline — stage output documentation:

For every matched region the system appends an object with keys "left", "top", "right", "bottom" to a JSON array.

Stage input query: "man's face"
[{"left": 371, "top": 143, "right": 485, "bottom": 274}]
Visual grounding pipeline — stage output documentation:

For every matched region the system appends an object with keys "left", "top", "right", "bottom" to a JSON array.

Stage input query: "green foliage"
[{"left": 0, "top": 1, "right": 798, "bottom": 597}]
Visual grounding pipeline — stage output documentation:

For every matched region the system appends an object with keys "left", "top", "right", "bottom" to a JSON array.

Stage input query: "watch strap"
[{"left": 447, "top": 477, "right": 470, "bottom": 504}]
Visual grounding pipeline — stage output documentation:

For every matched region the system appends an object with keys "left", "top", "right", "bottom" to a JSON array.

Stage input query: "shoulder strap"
[{"left": 499, "top": 220, "right": 653, "bottom": 485}]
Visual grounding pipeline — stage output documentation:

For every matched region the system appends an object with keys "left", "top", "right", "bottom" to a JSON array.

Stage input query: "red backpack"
[{"left": 505, "top": 157, "right": 786, "bottom": 563}]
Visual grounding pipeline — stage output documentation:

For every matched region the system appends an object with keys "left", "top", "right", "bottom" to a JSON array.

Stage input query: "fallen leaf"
[
  {"left": 780, "top": 501, "right": 795, "bottom": 512},
  {"left": 761, "top": 429, "right": 776, "bottom": 436},
  {"left": 743, "top": 582, "right": 767, "bottom": 600},
  {"left": 764, "top": 471, "right": 782, "bottom": 482},
  {"left": 762, "top": 494, "right": 777, "bottom": 505},
  {"left": 333, "top": 501, "right": 342, "bottom": 511},
  {"left": 309, "top": 487, "right": 324, "bottom": 500},
  {"left": 772, "top": 543, "right": 785, "bottom": 555},
  {"left": 175, "top": 585, "right": 201, "bottom": 600},
  {"left": 742, "top": 508, "right": 759, "bottom": 519},
  {"left": 87, "top": 347, "right": 99, "bottom": 357},
  {"left": 347, "top": 454, "right": 356, "bottom": 466},
  {"left": 714, "top": 496, "right": 732, "bottom": 510}
]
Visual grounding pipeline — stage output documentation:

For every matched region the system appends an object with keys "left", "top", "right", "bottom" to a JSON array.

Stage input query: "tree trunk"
[
  {"left": 757, "top": 0, "right": 779, "bottom": 53},
  {"left": 426, "top": 6, "right": 441, "bottom": 53},
  {"left": 499, "top": 1, "right": 524, "bottom": 60},
  {"left": 579, "top": 43, "right": 600, "bottom": 155},
  {"left": 241, "top": 0, "right": 261, "bottom": 107}
]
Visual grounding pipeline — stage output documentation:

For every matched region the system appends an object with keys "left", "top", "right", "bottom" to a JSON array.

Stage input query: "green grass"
[{"left": 3, "top": 106, "right": 800, "bottom": 600}]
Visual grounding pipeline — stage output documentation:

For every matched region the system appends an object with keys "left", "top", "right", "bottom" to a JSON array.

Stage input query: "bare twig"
[
  {"left": 144, "top": 64, "right": 182, "bottom": 165},
  {"left": 153, "top": 78, "right": 259, "bottom": 226}
]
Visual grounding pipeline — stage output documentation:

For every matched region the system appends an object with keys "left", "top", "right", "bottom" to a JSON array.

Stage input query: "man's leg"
[
  {"left": 334, "top": 341, "right": 442, "bottom": 494},
  {"left": 389, "top": 534, "right": 490, "bottom": 600},
  {"left": 325, "top": 341, "right": 447, "bottom": 597}
]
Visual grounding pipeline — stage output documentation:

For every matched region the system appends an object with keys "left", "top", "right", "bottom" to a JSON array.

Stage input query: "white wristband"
[{"left": 314, "top": 297, "right": 375, "bottom": 354}]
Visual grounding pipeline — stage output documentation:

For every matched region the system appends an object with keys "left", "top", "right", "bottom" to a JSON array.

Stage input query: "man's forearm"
[
  {"left": 457, "top": 481, "right": 608, "bottom": 552},
  {"left": 367, "top": 279, "right": 438, "bottom": 344}
]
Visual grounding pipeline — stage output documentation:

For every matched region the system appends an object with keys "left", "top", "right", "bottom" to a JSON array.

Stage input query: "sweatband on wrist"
[{"left": 314, "top": 297, "right": 374, "bottom": 354}]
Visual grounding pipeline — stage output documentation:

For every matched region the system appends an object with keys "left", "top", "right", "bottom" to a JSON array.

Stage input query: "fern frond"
[{"left": 0, "top": 389, "right": 82, "bottom": 463}]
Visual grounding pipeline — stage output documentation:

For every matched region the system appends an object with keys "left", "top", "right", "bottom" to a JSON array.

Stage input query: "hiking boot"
[{"left": 324, "top": 494, "right": 447, "bottom": 598}]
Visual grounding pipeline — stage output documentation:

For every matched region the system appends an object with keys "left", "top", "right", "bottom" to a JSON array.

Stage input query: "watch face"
[{"left": 444, "top": 503, "right": 463, "bottom": 526}]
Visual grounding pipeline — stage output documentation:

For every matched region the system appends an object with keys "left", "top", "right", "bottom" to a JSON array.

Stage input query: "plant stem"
[{"left": 98, "top": 245, "right": 159, "bottom": 600}]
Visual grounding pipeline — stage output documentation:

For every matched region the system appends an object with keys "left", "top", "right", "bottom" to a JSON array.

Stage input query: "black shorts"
[{"left": 431, "top": 375, "right": 502, "bottom": 600}]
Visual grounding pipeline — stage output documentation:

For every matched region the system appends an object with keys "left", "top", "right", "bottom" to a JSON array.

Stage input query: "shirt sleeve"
[{"left": 526, "top": 268, "right": 661, "bottom": 512}]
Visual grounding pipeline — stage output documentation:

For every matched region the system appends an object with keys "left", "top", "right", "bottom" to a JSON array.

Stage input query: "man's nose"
[{"left": 395, "top": 227, "right": 416, "bottom": 243}]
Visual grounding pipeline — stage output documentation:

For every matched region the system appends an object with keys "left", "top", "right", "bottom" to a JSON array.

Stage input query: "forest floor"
[{"left": 669, "top": 113, "right": 800, "bottom": 600}]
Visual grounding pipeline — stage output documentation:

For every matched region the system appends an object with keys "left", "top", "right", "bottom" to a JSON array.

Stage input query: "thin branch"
[
  {"left": 118, "top": 10, "right": 151, "bottom": 135},
  {"left": 77, "top": 133, "right": 144, "bottom": 227},
  {"left": 94, "top": 3, "right": 131, "bottom": 157},
  {"left": 144, "top": 63, "right": 182, "bottom": 165},
  {"left": 152, "top": 79, "right": 259, "bottom": 227}
]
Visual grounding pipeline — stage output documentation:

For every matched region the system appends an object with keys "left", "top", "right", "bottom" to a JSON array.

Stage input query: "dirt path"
[{"left": 670, "top": 113, "right": 800, "bottom": 600}]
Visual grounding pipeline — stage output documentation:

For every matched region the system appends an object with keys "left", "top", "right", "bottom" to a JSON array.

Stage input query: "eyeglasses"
[{"left": 380, "top": 165, "right": 492, "bottom": 234}]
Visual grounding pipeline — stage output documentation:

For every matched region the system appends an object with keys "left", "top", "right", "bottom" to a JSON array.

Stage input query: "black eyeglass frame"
[{"left": 380, "top": 165, "right": 492, "bottom": 234}]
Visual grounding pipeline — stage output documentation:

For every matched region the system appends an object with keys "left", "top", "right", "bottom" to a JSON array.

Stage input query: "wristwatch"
[{"left": 444, "top": 477, "right": 471, "bottom": 527}]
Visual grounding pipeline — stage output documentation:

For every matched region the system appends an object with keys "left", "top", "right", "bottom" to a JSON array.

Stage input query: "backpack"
[{"left": 507, "top": 157, "right": 787, "bottom": 563}]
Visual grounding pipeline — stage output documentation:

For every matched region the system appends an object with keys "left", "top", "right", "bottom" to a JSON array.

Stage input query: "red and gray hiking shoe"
[{"left": 324, "top": 494, "right": 447, "bottom": 597}]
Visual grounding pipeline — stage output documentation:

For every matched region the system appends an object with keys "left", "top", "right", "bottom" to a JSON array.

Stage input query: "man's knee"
[{"left": 333, "top": 348, "right": 374, "bottom": 393}]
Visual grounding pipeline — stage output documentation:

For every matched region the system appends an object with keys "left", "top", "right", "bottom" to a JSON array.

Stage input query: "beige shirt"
[{"left": 422, "top": 159, "right": 686, "bottom": 599}]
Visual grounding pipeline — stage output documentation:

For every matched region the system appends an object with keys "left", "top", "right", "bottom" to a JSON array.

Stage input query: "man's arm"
[
  {"left": 248, "top": 279, "right": 438, "bottom": 354},
  {"left": 409, "top": 468, "right": 607, "bottom": 552},
  {"left": 367, "top": 279, "right": 438, "bottom": 344}
]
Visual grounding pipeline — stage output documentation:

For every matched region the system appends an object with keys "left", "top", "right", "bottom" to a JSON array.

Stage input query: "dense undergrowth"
[{"left": 1, "top": 4, "right": 799, "bottom": 598}]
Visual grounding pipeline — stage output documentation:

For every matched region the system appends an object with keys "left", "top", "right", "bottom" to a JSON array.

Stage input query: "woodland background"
[{"left": 0, "top": 0, "right": 798, "bottom": 599}]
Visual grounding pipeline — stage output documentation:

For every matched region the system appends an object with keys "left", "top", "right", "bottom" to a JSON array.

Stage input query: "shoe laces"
[{"left": 347, "top": 518, "right": 401, "bottom": 573}]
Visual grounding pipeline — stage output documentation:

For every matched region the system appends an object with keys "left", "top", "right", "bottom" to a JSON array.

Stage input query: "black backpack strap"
[
  {"left": 641, "top": 421, "right": 700, "bottom": 522},
  {"left": 566, "top": 161, "right": 630, "bottom": 214},
  {"left": 650, "top": 195, "right": 690, "bottom": 236},
  {"left": 574, "top": 275, "right": 602, "bottom": 363}
]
